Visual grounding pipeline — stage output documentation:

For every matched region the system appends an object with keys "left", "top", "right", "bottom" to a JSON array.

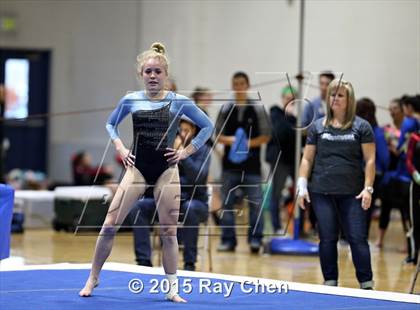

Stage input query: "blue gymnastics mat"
[{"left": 0, "top": 263, "right": 418, "bottom": 309}]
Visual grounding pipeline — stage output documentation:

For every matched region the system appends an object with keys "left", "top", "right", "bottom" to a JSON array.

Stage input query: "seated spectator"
[
  {"left": 71, "top": 151, "right": 113, "bottom": 185},
  {"left": 191, "top": 86, "right": 224, "bottom": 226}
]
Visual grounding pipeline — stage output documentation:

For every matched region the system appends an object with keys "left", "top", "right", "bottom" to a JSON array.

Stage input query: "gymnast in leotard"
[{"left": 79, "top": 42, "right": 214, "bottom": 303}]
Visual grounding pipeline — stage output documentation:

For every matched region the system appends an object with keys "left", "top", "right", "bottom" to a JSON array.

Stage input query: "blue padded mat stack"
[{"left": 0, "top": 184, "right": 14, "bottom": 260}]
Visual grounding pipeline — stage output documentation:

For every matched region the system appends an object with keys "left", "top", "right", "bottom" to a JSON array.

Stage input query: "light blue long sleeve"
[
  {"left": 105, "top": 96, "right": 132, "bottom": 140},
  {"left": 106, "top": 91, "right": 214, "bottom": 151},
  {"left": 176, "top": 97, "right": 214, "bottom": 150}
]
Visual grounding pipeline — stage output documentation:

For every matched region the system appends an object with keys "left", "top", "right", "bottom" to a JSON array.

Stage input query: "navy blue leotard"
[{"left": 106, "top": 91, "right": 213, "bottom": 185}]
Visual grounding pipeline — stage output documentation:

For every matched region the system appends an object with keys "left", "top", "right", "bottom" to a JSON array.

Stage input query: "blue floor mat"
[{"left": 0, "top": 269, "right": 417, "bottom": 309}]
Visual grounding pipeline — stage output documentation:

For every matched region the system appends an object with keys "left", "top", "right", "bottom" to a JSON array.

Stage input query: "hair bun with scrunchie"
[{"left": 151, "top": 42, "right": 166, "bottom": 55}]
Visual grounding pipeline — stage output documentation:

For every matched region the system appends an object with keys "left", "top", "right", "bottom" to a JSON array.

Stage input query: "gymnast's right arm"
[{"left": 105, "top": 97, "right": 134, "bottom": 167}]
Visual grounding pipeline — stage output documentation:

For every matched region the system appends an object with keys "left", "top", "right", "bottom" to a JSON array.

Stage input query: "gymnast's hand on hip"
[
  {"left": 118, "top": 147, "right": 135, "bottom": 168},
  {"left": 165, "top": 147, "right": 190, "bottom": 165}
]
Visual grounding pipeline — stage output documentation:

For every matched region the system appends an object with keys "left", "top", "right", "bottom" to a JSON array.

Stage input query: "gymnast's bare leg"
[
  {"left": 79, "top": 166, "right": 146, "bottom": 297},
  {"left": 153, "top": 165, "right": 186, "bottom": 303}
]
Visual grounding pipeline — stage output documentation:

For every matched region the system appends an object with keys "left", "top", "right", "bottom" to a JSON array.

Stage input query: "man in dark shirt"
[
  {"left": 215, "top": 72, "right": 271, "bottom": 253},
  {"left": 131, "top": 117, "right": 210, "bottom": 271}
]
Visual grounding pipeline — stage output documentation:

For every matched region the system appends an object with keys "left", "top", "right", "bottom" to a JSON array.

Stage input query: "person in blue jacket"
[
  {"left": 378, "top": 95, "right": 419, "bottom": 260},
  {"left": 356, "top": 98, "right": 389, "bottom": 236},
  {"left": 79, "top": 42, "right": 213, "bottom": 303},
  {"left": 396, "top": 95, "right": 420, "bottom": 262}
]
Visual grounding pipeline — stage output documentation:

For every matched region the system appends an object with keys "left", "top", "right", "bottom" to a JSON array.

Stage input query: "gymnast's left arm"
[
  {"left": 178, "top": 100, "right": 214, "bottom": 156},
  {"left": 165, "top": 99, "right": 214, "bottom": 164}
]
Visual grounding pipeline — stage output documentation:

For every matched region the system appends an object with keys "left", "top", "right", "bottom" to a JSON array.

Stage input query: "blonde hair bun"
[
  {"left": 151, "top": 42, "right": 166, "bottom": 55},
  {"left": 136, "top": 42, "right": 169, "bottom": 75}
]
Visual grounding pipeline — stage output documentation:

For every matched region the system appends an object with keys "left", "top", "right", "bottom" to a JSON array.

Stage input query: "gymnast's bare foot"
[
  {"left": 168, "top": 295, "right": 187, "bottom": 303},
  {"left": 79, "top": 277, "right": 99, "bottom": 297}
]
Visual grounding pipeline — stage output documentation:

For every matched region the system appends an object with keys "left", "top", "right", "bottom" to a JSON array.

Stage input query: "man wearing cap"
[{"left": 265, "top": 86, "right": 297, "bottom": 234}]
